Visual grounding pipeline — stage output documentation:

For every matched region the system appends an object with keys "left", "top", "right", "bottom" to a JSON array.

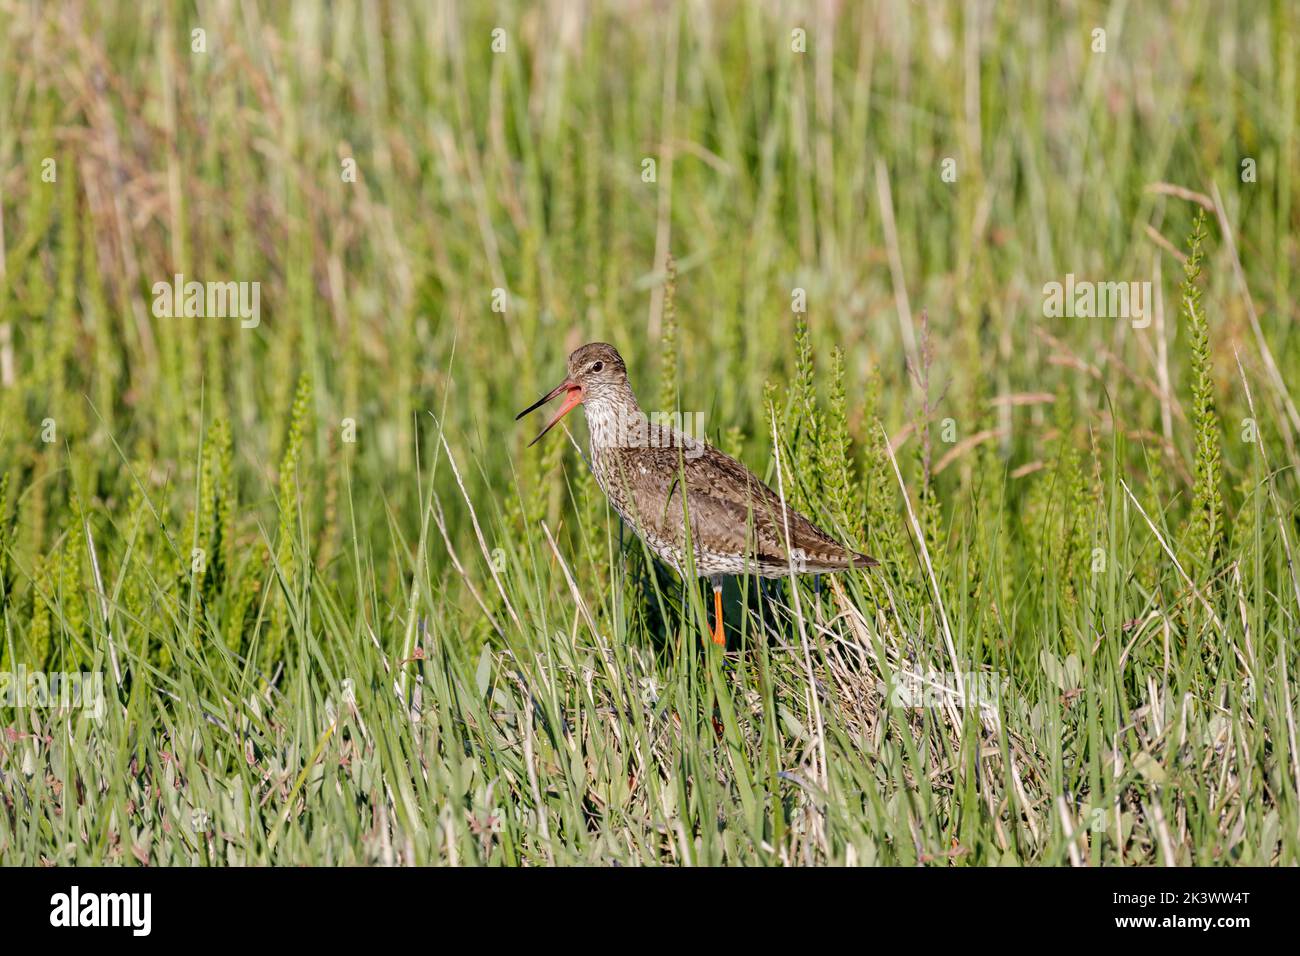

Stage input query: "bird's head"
[
  {"left": 516, "top": 342, "right": 630, "bottom": 446},
  {"left": 565, "top": 342, "right": 628, "bottom": 399}
]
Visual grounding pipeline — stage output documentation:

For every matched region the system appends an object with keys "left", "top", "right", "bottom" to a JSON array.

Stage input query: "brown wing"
[{"left": 603, "top": 432, "right": 876, "bottom": 573}]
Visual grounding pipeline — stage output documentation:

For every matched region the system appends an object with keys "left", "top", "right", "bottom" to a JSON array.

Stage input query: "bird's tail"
[{"left": 852, "top": 551, "right": 880, "bottom": 568}]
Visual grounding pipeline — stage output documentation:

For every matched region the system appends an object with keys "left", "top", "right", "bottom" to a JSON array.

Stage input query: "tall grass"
[{"left": 0, "top": 0, "right": 1298, "bottom": 865}]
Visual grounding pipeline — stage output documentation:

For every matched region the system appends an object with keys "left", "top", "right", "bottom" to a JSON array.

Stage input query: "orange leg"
[{"left": 710, "top": 583, "right": 725, "bottom": 646}]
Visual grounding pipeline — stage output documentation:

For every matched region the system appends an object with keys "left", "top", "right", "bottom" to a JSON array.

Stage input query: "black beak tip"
[{"left": 516, "top": 386, "right": 561, "bottom": 422}]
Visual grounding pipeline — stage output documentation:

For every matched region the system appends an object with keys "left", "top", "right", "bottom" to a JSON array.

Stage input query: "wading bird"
[{"left": 517, "top": 343, "right": 877, "bottom": 645}]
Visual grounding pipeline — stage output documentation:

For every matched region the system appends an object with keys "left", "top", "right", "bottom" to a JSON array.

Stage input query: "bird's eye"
[{"left": 591, "top": 361, "right": 604, "bottom": 373}]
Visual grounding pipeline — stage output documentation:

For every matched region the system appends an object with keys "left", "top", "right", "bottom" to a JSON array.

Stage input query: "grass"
[{"left": 0, "top": 0, "right": 1298, "bottom": 866}]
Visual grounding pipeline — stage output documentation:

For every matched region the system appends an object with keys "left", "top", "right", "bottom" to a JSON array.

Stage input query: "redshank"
[{"left": 517, "top": 342, "right": 878, "bottom": 645}]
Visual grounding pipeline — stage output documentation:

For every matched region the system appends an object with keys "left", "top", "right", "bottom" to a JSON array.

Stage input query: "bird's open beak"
[{"left": 516, "top": 379, "right": 583, "bottom": 447}]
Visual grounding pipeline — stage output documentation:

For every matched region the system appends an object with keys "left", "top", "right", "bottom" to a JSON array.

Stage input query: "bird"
[{"left": 517, "top": 342, "right": 877, "bottom": 646}]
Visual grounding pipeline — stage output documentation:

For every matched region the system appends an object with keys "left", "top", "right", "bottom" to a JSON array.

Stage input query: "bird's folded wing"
[{"left": 613, "top": 445, "right": 848, "bottom": 567}]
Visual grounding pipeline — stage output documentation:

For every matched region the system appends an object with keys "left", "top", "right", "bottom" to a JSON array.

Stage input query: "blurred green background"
[{"left": 0, "top": 0, "right": 1297, "bottom": 865}]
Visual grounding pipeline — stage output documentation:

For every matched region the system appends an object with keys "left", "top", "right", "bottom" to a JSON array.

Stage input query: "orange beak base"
[{"left": 516, "top": 380, "right": 583, "bottom": 447}]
